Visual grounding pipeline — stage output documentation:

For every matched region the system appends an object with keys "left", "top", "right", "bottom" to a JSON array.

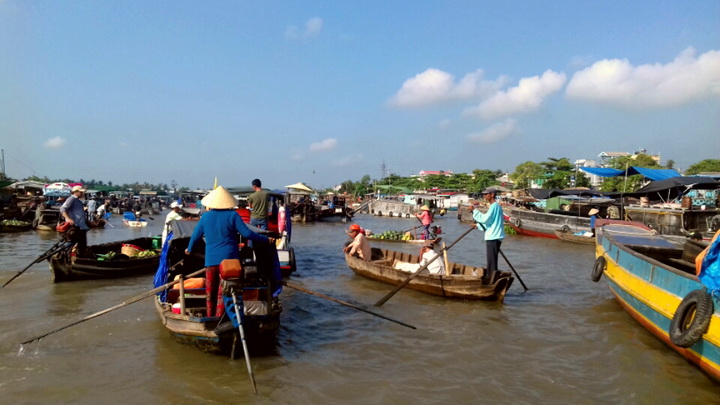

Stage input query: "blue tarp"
[{"left": 581, "top": 166, "right": 681, "bottom": 181}]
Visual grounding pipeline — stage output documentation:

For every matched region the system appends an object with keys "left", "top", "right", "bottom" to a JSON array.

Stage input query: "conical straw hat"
[{"left": 201, "top": 186, "right": 238, "bottom": 209}]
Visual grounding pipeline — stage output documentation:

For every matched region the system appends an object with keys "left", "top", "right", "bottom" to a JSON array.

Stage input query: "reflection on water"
[{"left": 0, "top": 212, "right": 719, "bottom": 403}]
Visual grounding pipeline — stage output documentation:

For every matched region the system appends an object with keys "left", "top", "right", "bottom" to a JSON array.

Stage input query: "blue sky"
[{"left": 1, "top": 1, "right": 718, "bottom": 190}]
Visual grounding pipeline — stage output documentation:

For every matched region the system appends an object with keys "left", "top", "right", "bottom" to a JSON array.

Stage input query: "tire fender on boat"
[
  {"left": 560, "top": 225, "right": 570, "bottom": 232},
  {"left": 513, "top": 217, "right": 521, "bottom": 228},
  {"left": 591, "top": 256, "right": 606, "bottom": 282},
  {"left": 669, "top": 289, "right": 714, "bottom": 348}
]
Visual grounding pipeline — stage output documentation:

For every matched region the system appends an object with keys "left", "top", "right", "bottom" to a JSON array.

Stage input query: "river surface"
[{"left": 1, "top": 212, "right": 719, "bottom": 404}]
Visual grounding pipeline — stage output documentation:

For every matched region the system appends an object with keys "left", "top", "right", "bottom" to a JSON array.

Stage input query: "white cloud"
[
  {"left": 309, "top": 138, "right": 338, "bottom": 152},
  {"left": 332, "top": 154, "right": 364, "bottom": 167},
  {"left": 467, "top": 119, "right": 520, "bottom": 144},
  {"left": 566, "top": 47, "right": 720, "bottom": 108},
  {"left": 389, "top": 68, "right": 507, "bottom": 108},
  {"left": 43, "top": 136, "right": 66, "bottom": 149},
  {"left": 285, "top": 17, "right": 323, "bottom": 40},
  {"left": 463, "top": 70, "right": 567, "bottom": 121}
]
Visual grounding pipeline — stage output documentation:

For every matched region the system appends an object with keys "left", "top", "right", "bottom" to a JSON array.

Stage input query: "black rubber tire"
[
  {"left": 406, "top": 214, "right": 410, "bottom": 218},
  {"left": 388, "top": 212, "right": 393, "bottom": 217},
  {"left": 669, "top": 289, "right": 714, "bottom": 348},
  {"left": 513, "top": 217, "right": 521, "bottom": 228},
  {"left": 591, "top": 256, "right": 606, "bottom": 282},
  {"left": 560, "top": 225, "right": 570, "bottom": 232},
  {"left": 289, "top": 248, "right": 297, "bottom": 274}
]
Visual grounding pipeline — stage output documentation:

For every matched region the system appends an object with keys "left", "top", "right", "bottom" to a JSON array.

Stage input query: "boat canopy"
[
  {"left": 580, "top": 166, "right": 681, "bottom": 181},
  {"left": 611, "top": 176, "right": 720, "bottom": 201}
]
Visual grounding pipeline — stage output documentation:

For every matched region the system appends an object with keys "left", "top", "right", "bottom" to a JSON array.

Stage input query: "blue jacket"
[
  {"left": 187, "top": 209, "right": 269, "bottom": 267},
  {"left": 472, "top": 202, "right": 505, "bottom": 241}
]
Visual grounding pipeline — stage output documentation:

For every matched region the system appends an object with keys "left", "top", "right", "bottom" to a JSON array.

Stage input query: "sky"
[{"left": 1, "top": 1, "right": 719, "bottom": 191}]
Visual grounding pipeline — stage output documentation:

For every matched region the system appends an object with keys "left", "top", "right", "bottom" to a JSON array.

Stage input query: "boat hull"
[
  {"left": 155, "top": 296, "right": 280, "bottom": 357},
  {"left": 48, "top": 237, "right": 160, "bottom": 282},
  {"left": 346, "top": 248, "right": 513, "bottom": 301},
  {"left": 554, "top": 229, "right": 595, "bottom": 245},
  {"left": 595, "top": 223, "right": 720, "bottom": 383},
  {"left": 509, "top": 208, "right": 591, "bottom": 238}
]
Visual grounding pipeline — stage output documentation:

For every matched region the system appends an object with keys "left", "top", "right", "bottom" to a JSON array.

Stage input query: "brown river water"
[{"left": 1, "top": 212, "right": 719, "bottom": 404}]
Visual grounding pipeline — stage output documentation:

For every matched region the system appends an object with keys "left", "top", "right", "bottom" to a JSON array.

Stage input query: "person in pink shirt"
[{"left": 415, "top": 205, "right": 433, "bottom": 240}]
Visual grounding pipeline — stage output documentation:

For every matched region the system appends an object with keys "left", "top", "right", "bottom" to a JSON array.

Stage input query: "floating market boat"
[
  {"left": 0, "top": 219, "right": 33, "bottom": 233},
  {"left": 153, "top": 219, "right": 283, "bottom": 357},
  {"left": 345, "top": 247, "right": 514, "bottom": 302},
  {"left": 48, "top": 236, "right": 161, "bottom": 282},
  {"left": 553, "top": 229, "right": 595, "bottom": 245},
  {"left": 592, "top": 221, "right": 720, "bottom": 383}
]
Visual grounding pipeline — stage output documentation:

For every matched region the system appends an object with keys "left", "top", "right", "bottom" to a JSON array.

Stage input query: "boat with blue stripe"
[{"left": 592, "top": 221, "right": 720, "bottom": 383}]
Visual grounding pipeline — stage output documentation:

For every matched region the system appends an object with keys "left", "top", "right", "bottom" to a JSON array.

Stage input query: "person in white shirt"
[
  {"left": 162, "top": 201, "right": 184, "bottom": 246},
  {"left": 419, "top": 242, "right": 445, "bottom": 275}
]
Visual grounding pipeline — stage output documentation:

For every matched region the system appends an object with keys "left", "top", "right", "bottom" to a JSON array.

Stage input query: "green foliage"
[
  {"left": 686, "top": 159, "right": 720, "bottom": 175},
  {"left": 510, "top": 161, "right": 544, "bottom": 189}
]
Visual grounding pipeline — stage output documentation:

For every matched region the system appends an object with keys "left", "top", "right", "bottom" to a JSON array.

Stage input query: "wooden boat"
[
  {"left": 592, "top": 221, "right": 720, "bottom": 383},
  {"left": 508, "top": 207, "right": 591, "bottom": 238},
  {"left": 367, "top": 236, "right": 442, "bottom": 245},
  {"left": 345, "top": 247, "right": 514, "bottom": 301},
  {"left": 123, "top": 218, "right": 148, "bottom": 227},
  {"left": 554, "top": 229, "right": 595, "bottom": 245},
  {"left": 0, "top": 220, "right": 33, "bottom": 233},
  {"left": 48, "top": 236, "right": 161, "bottom": 282},
  {"left": 154, "top": 220, "right": 283, "bottom": 357}
]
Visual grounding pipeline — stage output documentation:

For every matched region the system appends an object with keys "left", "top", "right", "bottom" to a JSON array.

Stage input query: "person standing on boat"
[
  {"left": 184, "top": 186, "right": 274, "bottom": 317},
  {"left": 162, "top": 201, "right": 184, "bottom": 247},
  {"left": 416, "top": 205, "right": 433, "bottom": 240},
  {"left": 86, "top": 196, "right": 98, "bottom": 223},
  {"left": 589, "top": 208, "right": 600, "bottom": 237},
  {"left": 248, "top": 178, "right": 270, "bottom": 230},
  {"left": 60, "top": 185, "right": 90, "bottom": 257},
  {"left": 470, "top": 187, "right": 505, "bottom": 284},
  {"left": 344, "top": 223, "right": 371, "bottom": 261}
]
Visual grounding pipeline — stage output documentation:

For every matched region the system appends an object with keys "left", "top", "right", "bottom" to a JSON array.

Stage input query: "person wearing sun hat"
[
  {"left": 415, "top": 204, "right": 434, "bottom": 240},
  {"left": 588, "top": 207, "right": 600, "bottom": 237},
  {"left": 60, "top": 185, "right": 90, "bottom": 257},
  {"left": 161, "top": 201, "right": 184, "bottom": 247},
  {"left": 185, "top": 186, "right": 274, "bottom": 317},
  {"left": 469, "top": 186, "right": 505, "bottom": 284},
  {"left": 419, "top": 241, "right": 445, "bottom": 275},
  {"left": 343, "top": 223, "right": 371, "bottom": 261}
]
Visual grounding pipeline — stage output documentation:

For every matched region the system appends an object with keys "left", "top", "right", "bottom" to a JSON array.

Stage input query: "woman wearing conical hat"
[{"left": 185, "top": 186, "right": 275, "bottom": 317}]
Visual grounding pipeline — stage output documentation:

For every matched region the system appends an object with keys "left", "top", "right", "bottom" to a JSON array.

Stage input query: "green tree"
[
  {"left": 541, "top": 157, "right": 574, "bottom": 189},
  {"left": 686, "top": 159, "right": 720, "bottom": 175},
  {"left": 470, "top": 169, "right": 499, "bottom": 192},
  {"left": 510, "top": 161, "right": 544, "bottom": 189}
]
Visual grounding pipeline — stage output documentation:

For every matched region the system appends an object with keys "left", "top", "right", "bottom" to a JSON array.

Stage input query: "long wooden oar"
[
  {"left": 374, "top": 226, "right": 476, "bottom": 307},
  {"left": 3, "top": 240, "right": 74, "bottom": 288},
  {"left": 282, "top": 281, "right": 416, "bottom": 330},
  {"left": 475, "top": 221, "right": 528, "bottom": 291},
  {"left": 21, "top": 263, "right": 201, "bottom": 345},
  {"left": 230, "top": 291, "right": 258, "bottom": 394}
]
